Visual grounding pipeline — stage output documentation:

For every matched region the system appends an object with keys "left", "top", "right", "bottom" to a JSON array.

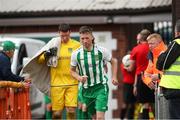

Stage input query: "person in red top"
[
  {"left": 125, "top": 29, "right": 154, "bottom": 119},
  {"left": 120, "top": 53, "right": 136, "bottom": 119}
]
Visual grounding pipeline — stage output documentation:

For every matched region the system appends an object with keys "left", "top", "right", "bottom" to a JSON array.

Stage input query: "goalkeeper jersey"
[{"left": 38, "top": 38, "right": 80, "bottom": 86}]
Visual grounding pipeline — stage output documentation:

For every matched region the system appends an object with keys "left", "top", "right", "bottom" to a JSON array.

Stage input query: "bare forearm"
[
  {"left": 133, "top": 75, "right": 137, "bottom": 87},
  {"left": 111, "top": 58, "right": 118, "bottom": 78},
  {"left": 70, "top": 69, "right": 81, "bottom": 81},
  {"left": 71, "top": 68, "right": 88, "bottom": 83}
]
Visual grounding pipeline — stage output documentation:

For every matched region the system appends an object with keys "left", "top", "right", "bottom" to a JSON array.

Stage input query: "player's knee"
[
  {"left": 52, "top": 111, "right": 62, "bottom": 119},
  {"left": 91, "top": 114, "right": 96, "bottom": 120},
  {"left": 82, "top": 104, "right": 87, "bottom": 112},
  {"left": 66, "top": 107, "right": 76, "bottom": 113},
  {"left": 96, "top": 115, "right": 104, "bottom": 120},
  {"left": 78, "top": 102, "right": 83, "bottom": 109},
  {"left": 96, "top": 111, "right": 105, "bottom": 120}
]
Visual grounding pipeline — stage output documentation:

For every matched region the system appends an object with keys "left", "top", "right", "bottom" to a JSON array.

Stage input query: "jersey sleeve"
[
  {"left": 130, "top": 47, "right": 136, "bottom": 60},
  {"left": 143, "top": 60, "right": 154, "bottom": 85},
  {"left": 71, "top": 51, "right": 78, "bottom": 67},
  {"left": 101, "top": 47, "right": 112, "bottom": 62}
]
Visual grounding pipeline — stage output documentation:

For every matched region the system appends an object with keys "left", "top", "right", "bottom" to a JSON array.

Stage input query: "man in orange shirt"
[
  {"left": 143, "top": 33, "right": 167, "bottom": 89},
  {"left": 143, "top": 33, "right": 167, "bottom": 119}
]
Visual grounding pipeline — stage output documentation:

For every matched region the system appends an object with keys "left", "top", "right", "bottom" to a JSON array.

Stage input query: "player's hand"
[
  {"left": 112, "top": 77, "right": 119, "bottom": 86},
  {"left": 21, "top": 81, "right": 30, "bottom": 88},
  {"left": 44, "top": 47, "right": 57, "bottom": 59},
  {"left": 79, "top": 75, "right": 88, "bottom": 83}
]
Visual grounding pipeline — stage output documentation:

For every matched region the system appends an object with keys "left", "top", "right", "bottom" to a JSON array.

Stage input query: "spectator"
[
  {"left": 157, "top": 19, "right": 180, "bottom": 119},
  {"left": 0, "top": 41, "right": 25, "bottom": 82},
  {"left": 143, "top": 33, "right": 167, "bottom": 89}
]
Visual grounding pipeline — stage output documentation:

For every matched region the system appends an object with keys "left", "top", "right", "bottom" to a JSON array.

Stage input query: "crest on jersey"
[{"left": 68, "top": 48, "right": 73, "bottom": 53}]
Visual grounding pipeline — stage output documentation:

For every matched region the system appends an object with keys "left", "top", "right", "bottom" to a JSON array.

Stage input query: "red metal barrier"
[{"left": 0, "top": 81, "right": 31, "bottom": 119}]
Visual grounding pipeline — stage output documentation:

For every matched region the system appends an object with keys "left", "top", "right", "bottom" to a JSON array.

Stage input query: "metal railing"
[{"left": 0, "top": 81, "right": 31, "bottom": 119}]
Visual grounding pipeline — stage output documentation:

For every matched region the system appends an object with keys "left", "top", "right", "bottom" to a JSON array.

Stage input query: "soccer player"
[{"left": 70, "top": 26, "right": 118, "bottom": 119}]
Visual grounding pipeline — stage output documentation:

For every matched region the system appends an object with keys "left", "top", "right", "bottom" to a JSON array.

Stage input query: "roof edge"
[{"left": 0, "top": 6, "right": 171, "bottom": 19}]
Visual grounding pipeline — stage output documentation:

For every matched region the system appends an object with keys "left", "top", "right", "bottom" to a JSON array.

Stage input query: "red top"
[
  {"left": 120, "top": 64, "right": 135, "bottom": 84},
  {"left": 130, "top": 43, "right": 149, "bottom": 75}
]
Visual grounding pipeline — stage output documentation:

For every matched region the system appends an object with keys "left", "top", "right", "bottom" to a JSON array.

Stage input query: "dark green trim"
[
  {"left": 98, "top": 50, "right": 103, "bottom": 83},
  {"left": 84, "top": 50, "right": 91, "bottom": 86}
]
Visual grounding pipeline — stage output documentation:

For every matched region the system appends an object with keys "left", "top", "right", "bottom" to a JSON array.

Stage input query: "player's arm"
[
  {"left": 70, "top": 66, "right": 79, "bottom": 80},
  {"left": 70, "top": 51, "right": 87, "bottom": 83},
  {"left": 103, "top": 47, "right": 118, "bottom": 85},
  {"left": 70, "top": 66, "right": 87, "bottom": 83},
  {"left": 109, "top": 57, "right": 119, "bottom": 85}
]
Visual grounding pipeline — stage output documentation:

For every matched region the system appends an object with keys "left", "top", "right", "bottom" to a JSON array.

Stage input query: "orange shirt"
[{"left": 143, "top": 41, "right": 167, "bottom": 85}]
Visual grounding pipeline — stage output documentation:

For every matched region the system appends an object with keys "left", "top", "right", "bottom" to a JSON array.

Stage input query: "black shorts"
[
  {"left": 123, "top": 83, "right": 136, "bottom": 103},
  {"left": 136, "top": 74, "right": 155, "bottom": 103}
]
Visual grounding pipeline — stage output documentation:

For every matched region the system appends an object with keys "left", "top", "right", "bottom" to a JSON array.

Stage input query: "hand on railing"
[
  {"left": 0, "top": 80, "right": 31, "bottom": 88},
  {"left": 21, "top": 79, "right": 31, "bottom": 88},
  {"left": 22, "top": 73, "right": 31, "bottom": 88}
]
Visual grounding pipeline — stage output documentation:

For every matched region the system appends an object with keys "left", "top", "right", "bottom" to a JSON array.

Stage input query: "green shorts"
[
  {"left": 78, "top": 86, "right": 85, "bottom": 104},
  {"left": 82, "top": 83, "right": 109, "bottom": 115}
]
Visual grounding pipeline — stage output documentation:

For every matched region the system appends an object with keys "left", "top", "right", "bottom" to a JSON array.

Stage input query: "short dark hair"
[
  {"left": 139, "top": 29, "right": 151, "bottom": 41},
  {"left": 175, "top": 19, "right": 180, "bottom": 32},
  {"left": 79, "top": 26, "right": 95, "bottom": 44},
  {"left": 58, "top": 23, "right": 71, "bottom": 32},
  {"left": 79, "top": 26, "right": 93, "bottom": 34}
]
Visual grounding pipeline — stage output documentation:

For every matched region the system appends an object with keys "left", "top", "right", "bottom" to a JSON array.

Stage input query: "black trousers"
[
  {"left": 162, "top": 87, "right": 180, "bottom": 119},
  {"left": 168, "top": 98, "right": 180, "bottom": 119}
]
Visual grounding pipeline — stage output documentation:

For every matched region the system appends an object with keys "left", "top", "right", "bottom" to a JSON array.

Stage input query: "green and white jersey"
[{"left": 71, "top": 44, "right": 112, "bottom": 88}]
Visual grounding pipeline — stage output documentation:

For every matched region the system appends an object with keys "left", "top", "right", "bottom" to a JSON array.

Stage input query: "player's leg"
[
  {"left": 65, "top": 85, "right": 78, "bottom": 119},
  {"left": 51, "top": 87, "right": 65, "bottom": 119}
]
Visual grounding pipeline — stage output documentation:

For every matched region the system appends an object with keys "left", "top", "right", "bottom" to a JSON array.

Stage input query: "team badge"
[{"left": 68, "top": 48, "right": 73, "bottom": 53}]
